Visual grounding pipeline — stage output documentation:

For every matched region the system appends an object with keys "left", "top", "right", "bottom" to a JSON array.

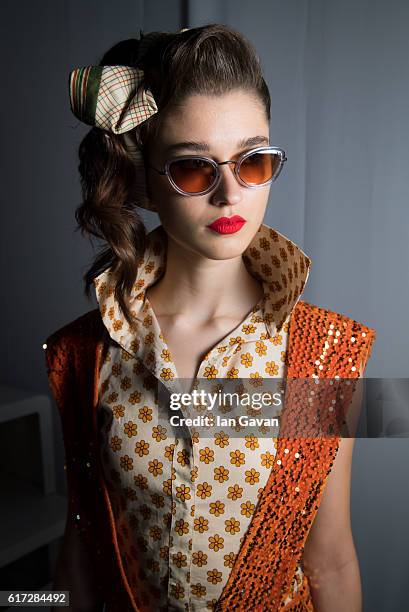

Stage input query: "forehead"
[{"left": 157, "top": 90, "right": 269, "bottom": 151}]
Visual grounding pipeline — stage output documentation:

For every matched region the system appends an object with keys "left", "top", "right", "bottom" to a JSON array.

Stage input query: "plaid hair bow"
[
  {"left": 68, "top": 64, "right": 157, "bottom": 134},
  {"left": 68, "top": 30, "right": 162, "bottom": 133},
  {"left": 68, "top": 31, "right": 168, "bottom": 211}
]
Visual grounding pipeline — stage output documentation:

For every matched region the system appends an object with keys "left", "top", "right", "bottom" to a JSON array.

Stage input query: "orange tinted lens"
[
  {"left": 169, "top": 158, "right": 216, "bottom": 193},
  {"left": 239, "top": 152, "right": 281, "bottom": 185}
]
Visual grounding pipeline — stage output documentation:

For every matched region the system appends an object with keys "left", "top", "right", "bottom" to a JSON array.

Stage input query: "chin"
[{"left": 194, "top": 233, "right": 252, "bottom": 261}]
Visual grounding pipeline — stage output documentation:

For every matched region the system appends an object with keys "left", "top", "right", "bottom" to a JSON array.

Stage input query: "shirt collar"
[{"left": 94, "top": 222, "right": 311, "bottom": 357}]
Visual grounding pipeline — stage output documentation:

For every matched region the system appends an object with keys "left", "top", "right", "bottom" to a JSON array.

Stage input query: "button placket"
[{"left": 168, "top": 429, "right": 195, "bottom": 610}]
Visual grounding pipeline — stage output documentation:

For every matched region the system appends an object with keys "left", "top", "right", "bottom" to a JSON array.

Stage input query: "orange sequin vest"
[{"left": 44, "top": 300, "right": 376, "bottom": 611}]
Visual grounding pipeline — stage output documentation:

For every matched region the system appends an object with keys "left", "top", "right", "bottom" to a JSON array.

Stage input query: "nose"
[{"left": 210, "top": 162, "right": 243, "bottom": 206}]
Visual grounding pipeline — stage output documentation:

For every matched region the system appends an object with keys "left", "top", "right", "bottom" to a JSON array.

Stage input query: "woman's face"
[{"left": 145, "top": 89, "right": 271, "bottom": 261}]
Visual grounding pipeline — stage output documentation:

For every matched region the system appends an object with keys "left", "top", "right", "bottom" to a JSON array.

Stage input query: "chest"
[{"left": 155, "top": 315, "right": 242, "bottom": 382}]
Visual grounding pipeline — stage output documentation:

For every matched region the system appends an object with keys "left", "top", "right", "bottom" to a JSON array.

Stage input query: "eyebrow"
[{"left": 163, "top": 135, "right": 270, "bottom": 156}]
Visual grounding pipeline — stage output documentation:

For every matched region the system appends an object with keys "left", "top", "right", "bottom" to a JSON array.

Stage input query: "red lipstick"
[{"left": 207, "top": 215, "right": 247, "bottom": 234}]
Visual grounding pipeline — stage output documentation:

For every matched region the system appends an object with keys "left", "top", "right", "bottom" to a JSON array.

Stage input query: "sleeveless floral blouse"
[{"left": 94, "top": 222, "right": 312, "bottom": 611}]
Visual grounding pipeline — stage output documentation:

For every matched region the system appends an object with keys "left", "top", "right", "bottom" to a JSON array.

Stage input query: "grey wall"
[{"left": 1, "top": 1, "right": 407, "bottom": 610}]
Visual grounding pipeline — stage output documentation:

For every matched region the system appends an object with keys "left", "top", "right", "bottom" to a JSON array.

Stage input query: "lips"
[{"left": 207, "top": 215, "right": 247, "bottom": 235}]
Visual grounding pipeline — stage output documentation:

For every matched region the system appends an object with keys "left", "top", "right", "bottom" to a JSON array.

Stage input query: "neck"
[{"left": 145, "top": 236, "right": 264, "bottom": 326}]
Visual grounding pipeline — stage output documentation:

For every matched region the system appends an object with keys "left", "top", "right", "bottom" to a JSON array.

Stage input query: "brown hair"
[{"left": 75, "top": 24, "right": 271, "bottom": 327}]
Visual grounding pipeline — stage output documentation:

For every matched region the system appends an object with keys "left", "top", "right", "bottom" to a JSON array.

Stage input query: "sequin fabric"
[{"left": 44, "top": 225, "right": 376, "bottom": 612}]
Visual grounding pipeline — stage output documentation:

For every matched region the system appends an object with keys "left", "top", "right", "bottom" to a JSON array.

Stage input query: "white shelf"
[
  {"left": 0, "top": 383, "right": 66, "bottom": 588},
  {"left": 0, "top": 472, "right": 67, "bottom": 568},
  {"left": 0, "top": 384, "right": 56, "bottom": 495}
]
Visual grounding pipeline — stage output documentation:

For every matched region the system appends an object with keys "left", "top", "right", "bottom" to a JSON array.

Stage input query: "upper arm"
[
  {"left": 302, "top": 363, "right": 364, "bottom": 572},
  {"left": 302, "top": 436, "right": 356, "bottom": 572}
]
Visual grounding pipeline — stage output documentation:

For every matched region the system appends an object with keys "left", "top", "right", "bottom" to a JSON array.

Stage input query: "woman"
[{"left": 45, "top": 24, "right": 376, "bottom": 611}]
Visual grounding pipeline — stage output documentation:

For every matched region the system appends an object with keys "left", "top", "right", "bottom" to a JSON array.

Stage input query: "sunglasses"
[{"left": 147, "top": 146, "right": 287, "bottom": 196}]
